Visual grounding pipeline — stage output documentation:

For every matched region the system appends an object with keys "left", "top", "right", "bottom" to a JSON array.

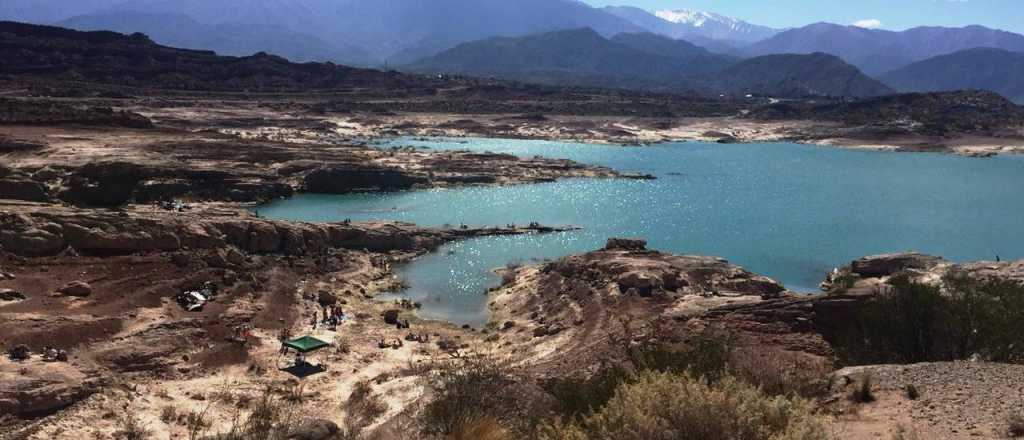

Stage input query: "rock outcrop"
[
  {"left": 0, "top": 208, "right": 572, "bottom": 258},
  {"left": 850, "top": 252, "right": 944, "bottom": 278},
  {"left": 0, "top": 178, "right": 50, "bottom": 202},
  {"left": 56, "top": 281, "right": 93, "bottom": 297},
  {"left": 489, "top": 243, "right": 789, "bottom": 372},
  {"left": 304, "top": 165, "right": 429, "bottom": 193},
  {"left": 0, "top": 288, "right": 26, "bottom": 301},
  {"left": 604, "top": 237, "right": 647, "bottom": 251},
  {"left": 0, "top": 362, "right": 102, "bottom": 417}
]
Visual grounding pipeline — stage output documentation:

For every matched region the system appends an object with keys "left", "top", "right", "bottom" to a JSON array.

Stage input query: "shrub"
[
  {"left": 344, "top": 380, "right": 388, "bottom": 433},
  {"left": 336, "top": 338, "right": 351, "bottom": 355},
  {"left": 449, "top": 416, "right": 510, "bottom": 440},
  {"left": 539, "top": 371, "right": 828, "bottom": 440},
  {"left": 850, "top": 374, "right": 875, "bottom": 404},
  {"left": 627, "top": 333, "right": 732, "bottom": 382},
  {"left": 904, "top": 384, "right": 920, "bottom": 401},
  {"left": 544, "top": 365, "right": 631, "bottom": 420},
  {"left": 420, "top": 356, "right": 517, "bottom": 436},
  {"left": 827, "top": 270, "right": 858, "bottom": 294},
  {"left": 185, "top": 406, "right": 211, "bottom": 440},
  {"left": 730, "top": 348, "right": 831, "bottom": 399},
  {"left": 210, "top": 386, "right": 299, "bottom": 440},
  {"left": 833, "top": 274, "right": 1024, "bottom": 365},
  {"left": 500, "top": 270, "right": 517, "bottom": 286},
  {"left": 115, "top": 412, "right": 152, "bottom": 440},
  {"left": 1009, "top": 412, "right": 1024, "bottom": 438},
  {"left": 159, "top": 405, "right": 178, "bottom": 424}
]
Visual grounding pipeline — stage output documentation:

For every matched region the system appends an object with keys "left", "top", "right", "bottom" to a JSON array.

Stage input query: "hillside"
[
  {"left": 0, "top": 0, "right": 645, "bottom": 62},
  {"left": 410, "top": 29, "right": 887, "bottom": 98},
  {"left": 702, "top": 53, "right": 893, "bottom": 98},
  {"left": 749, "top": 90, "right": 1024, "bottom": 135},
  {"left": 0, "top": 21, "right": 432, "bottom": 92},
  {"left": 406, "top": 28, "right": 700, "bottom": 91},
  {"left": 880, "top": 48, "right": 1024, "bottom": 104},
  {"left": 609, "top": 32, "right": 737, "bottom": 68},
  {"left": 745, "top": 23, "right": 1024, "bottom": 75},
  {"left": 58, "top": 11, "right": 377, "bottom": 66}
]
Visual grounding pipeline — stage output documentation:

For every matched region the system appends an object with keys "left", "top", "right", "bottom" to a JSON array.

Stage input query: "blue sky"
[{"left": 582, "top": 0, "right": 1024, "bottom": 33}]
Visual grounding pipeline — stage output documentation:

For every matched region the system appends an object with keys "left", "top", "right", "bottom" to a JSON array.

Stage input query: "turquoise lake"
[{"left": 257, "top": 137, "right": 1024, "bottom": 326}]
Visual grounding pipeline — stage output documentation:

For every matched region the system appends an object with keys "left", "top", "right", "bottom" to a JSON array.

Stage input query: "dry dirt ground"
[
  {"left": 829, "top": 362, "right": 1024, "bottom": 439},
  {"left": 0, "top": 206, "right": 509, "bottom": 439}
]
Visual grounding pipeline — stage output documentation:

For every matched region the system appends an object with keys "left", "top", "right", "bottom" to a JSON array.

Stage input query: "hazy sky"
[{"left": 582, "top": 0, "right": 1024, "bottom": 33}]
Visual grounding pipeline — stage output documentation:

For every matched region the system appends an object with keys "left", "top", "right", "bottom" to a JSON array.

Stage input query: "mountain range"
[
  {"left": 745, "top": 23, "right": 1024, "bottom": 75},
  {"left": 0, "top": 21, "right": 430, "bottom": 92},
  {"left": 2, "top": 0, "right": 647, "bottom": 65},
  {"left": 880, "top": 48, "right": 1024, "bottom": 104},
  {"left": 603, "top": 6, "right": 779, "bottom": 48},
  {"left": 0, "top": 1, "right": 1022, "bottom": 102},
  {"left": 409, "top": 29, "right": 892, "bottom": 98},
  {"left": 58, "top": 11, "right": 376, "bottom": 66}
]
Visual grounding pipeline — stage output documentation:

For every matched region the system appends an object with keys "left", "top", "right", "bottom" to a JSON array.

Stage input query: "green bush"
[
  {"left": 538, "top": 371, "right": 828, "bottom": 440},
  {"left": 834, "top": 274, "right": 1024, "bottom": 365},
  {"left": 627, "top": 333, "right": 732, "bottom": 382},
  {"left": 544, "top": 365, "right": 631, "bottom": 420}
]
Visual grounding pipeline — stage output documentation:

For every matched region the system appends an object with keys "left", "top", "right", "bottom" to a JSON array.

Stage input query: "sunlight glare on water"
[{"left": 257, "top": 137, "right": 1024, "bottom": 325}]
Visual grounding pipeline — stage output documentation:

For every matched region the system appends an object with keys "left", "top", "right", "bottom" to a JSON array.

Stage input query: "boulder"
[
  {"left": 0, "top": 216, "right": 66, "bottom": 256},
  {"left": 304, "top": 165, "right": 427, "bottom": 193},
  {"left": 0, "top": 178, "right": 50, "bottom": 202},
  {"left": 382, "top": 309, "right": 400, "bottom": 325},
  {"left": 287, "top": 419, "right": 339, "bottom": 440},
  {"left": 0, "top": 288, "right": 26, "bottom": 301},
  {"left": 850, "top": 252, "right": 943, "bottom": 278},
  {"left": 616, "top": 271, "right": 663, "bottom": 296},
  {"left": 57, "top": 281, "right": 92, "bottom": 297},
  {"left": 171, "top": 252, "right": 191, "bottom": 267},
  {"left": 31, "top": 166, "right": 62, "bottom": 182},
  {"left": 317, "top": 290, "right": 338, "bottom": 306},
  {"left": 604, "top": 238, "right": 647, "bottom": 251},
  {"left": 0, "top": 366, "right": 100, "bottom": 417},
  {"left": 224, "top": 247, "right": 246, "bottom": 266}
]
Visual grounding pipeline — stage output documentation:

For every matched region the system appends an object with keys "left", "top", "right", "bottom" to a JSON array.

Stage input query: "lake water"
[{"left": 257, "top": 137, "right": 1024, "bottom": 326}]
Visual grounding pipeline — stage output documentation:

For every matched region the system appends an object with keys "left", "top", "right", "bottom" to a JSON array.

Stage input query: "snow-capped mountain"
[
  {"left": 604, "top": 6, "right": 779, "bottom": 46},
  {"left": 655, "top": 9, "right": 779, "bottom": 42}
]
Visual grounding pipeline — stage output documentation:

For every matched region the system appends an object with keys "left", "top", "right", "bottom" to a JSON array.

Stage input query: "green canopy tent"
[
  {"left": 283, "top": 336, "right": 330, "bottom": 353},
  {"left": 279, "top": 336, "right": 330, "bottom": 373}
]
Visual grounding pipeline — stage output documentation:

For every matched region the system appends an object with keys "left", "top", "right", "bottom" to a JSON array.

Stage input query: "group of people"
[
  {"left": 154, "top": 199, "right": 190, "bottom": 212},
  {"left": 377, "top": 338, "right": 404, "bottom": 349},
  {"left": 311, "top": 304, "right": 347, "bottom": 331},
  {"left": 377, "top": 332, "right": 430, "bottom": 350},
  {"left": 6, "top": 345, "right": 67, "bottom": 362},
  {"left": 404, "top": 333, "right": 430, "bottom": 343}
]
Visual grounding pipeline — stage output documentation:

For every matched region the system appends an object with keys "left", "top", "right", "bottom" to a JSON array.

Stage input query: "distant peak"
[{"left": 654, "top": 9, "right": 731, "bottom": 28}]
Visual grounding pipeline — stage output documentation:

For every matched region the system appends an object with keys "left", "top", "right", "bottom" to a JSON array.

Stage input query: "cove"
[{"left": 257, "top": 137, "right": 1024, "bottom": 326}]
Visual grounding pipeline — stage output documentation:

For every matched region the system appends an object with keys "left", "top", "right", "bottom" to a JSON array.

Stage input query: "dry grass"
[
  {"left": 115, "top": 412, "right": 152, "bottom": 440},
  {"left": 538, "top": 371, "right": 829, "bottom": 440},
  {"left": 159, "top": 405, "right": 178, "bottom": 424},
  {"left": 447, "top": 416, "right": 510, "bottom": 440},
  {"left": 730, "top": 347, "right": 832, "bottom": 399},
  {"left": 420, "top": 356, "right": 519, "bottom": 436},
  {"left": 344, "top": 380, "right": 389, "bottom": 434}
]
